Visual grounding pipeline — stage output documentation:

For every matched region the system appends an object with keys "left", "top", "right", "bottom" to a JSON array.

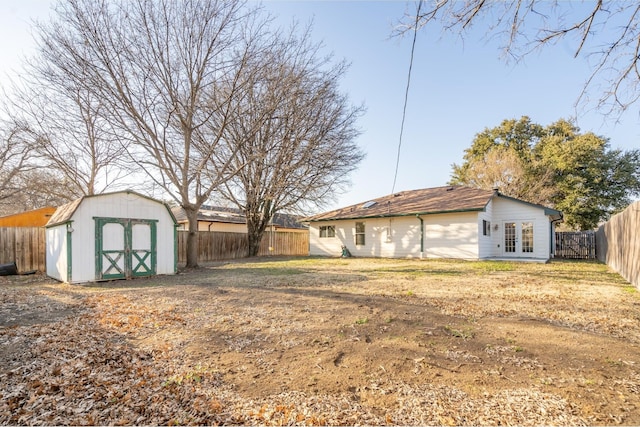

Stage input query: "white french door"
[{"left": 503, "top": 221, "right": 534, "bottom": 256}]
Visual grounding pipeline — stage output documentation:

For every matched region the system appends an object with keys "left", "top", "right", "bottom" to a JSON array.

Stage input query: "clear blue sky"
[{"left": 2, "top": 1, "right": 639, "bottom": 212}]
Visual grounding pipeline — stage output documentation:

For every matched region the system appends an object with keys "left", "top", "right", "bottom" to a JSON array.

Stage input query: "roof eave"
[{"left": 306, "top": 207, "right": 485, "bottom": 222}]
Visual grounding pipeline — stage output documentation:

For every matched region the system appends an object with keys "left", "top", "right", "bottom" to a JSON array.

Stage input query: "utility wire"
[{"left": 391, "top": 0, "right": 423, "bottom": 194}]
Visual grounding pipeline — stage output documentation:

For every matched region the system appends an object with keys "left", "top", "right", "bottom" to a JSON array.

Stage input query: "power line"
[{"left": 391, "top": 0, "right": 423, "bottom": 194}]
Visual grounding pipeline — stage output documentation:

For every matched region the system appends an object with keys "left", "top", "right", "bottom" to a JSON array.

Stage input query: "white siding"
[
  {"left": 309, "top": 222, "right": 342, "bottom": 256},
  {"left": 309, "top": 217, "right": 423, "bottom": 258},
  {"left": 45, "top": 226, "right": 67, "bottom": 282},
  {"left": 309, "top": 213, "right": 480, "bottom": 259},
  {"left": 490, "top": 197, "right": 552, "bottom": 260},
  {"left": 47, "top": 192, "right": 176, "bottom": 283},
  {"left": 423, "top": 212, "right": 479, "bottom": 259},
  {"left": 308, "top": 194, "right": 556, "bottom": 261},
  {"left": 478, "top": 201, "right": 494, "bottom": 259}
]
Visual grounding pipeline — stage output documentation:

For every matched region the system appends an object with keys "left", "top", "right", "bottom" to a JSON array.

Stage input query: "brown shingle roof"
[
  {"left": 304, "top": 186, "right": 496, "bottom": 222},
  {"left": 171, "top": 206, "right": 308, "bottom": 229}
]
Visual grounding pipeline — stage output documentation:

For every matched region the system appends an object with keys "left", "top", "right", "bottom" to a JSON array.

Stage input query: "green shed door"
[
  {"left": 95, "top": 218, "right": 157, "bottom": 281},
  {"left": 131, "top": 220, "right": 156, "bottom": 277}
]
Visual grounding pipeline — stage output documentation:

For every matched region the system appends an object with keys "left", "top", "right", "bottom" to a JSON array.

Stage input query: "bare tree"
[
  {"left": 0, "top": 125, "right": 34, "bottom": 214},
  {"left": 451, "top": 146, "right": 554, "bottom": 206},
  {"left": 3, "top": 169, "right": 74, "bottom": 214},
  {"left": 34, "top": 0, "right": 263, "bottom": 267},
  {"left": 218, "top": 24, "right": 365, "bottom": 256},
  {"left": 399, "top": 1, "right": 640, "bottom": 115},
  {"left": 6, "top": 73, "right": 130, "bottom": 199}
]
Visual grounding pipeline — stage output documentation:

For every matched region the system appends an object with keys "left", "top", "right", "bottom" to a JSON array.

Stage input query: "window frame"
[
  {"left": 355, "top": 222, "right": 365, "bottom": 246},
  {"left": 319, "top": 225, "right": 335, "bottom": 238},
  {"left": 482, "top": 219, "right": 491, "bottom": 236}
]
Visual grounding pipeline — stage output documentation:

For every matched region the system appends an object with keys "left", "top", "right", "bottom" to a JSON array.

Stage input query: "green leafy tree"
[
  {"left": 451, "top": 117, "right": 640, "bottom": 229},
  {"left": 535, "top": 120, "right": 640, "bottom": 229}
]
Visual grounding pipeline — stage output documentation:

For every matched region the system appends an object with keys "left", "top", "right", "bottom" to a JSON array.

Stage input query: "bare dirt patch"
[{"left": 1, "top": 257, "right": 639, "bottom": 425}]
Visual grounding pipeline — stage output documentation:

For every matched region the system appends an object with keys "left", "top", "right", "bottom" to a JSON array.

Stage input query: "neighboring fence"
[
  {"left": 177, "top": 230, "right": 309, "bottom": 263},
  {"left": 0, "top": 227, "right": 46, "bottom": 273},
  {"left": 596, "top": 201, "right": 640, "bottom": 288},
  {"left": 555, "top": 231, "right": 596, "bottom": 259}
]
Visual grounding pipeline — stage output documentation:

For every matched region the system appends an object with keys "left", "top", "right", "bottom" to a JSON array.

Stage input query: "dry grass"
[{"left": 1, "top": 257, "right": 639, "bottom": 425}]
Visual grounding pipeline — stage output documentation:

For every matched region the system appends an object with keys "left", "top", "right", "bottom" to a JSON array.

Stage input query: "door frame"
[
  {"left": 502, "top": 220, "right": 535, "bottom": 257},
  {"left": 95, "top": 217, "right": 157, "bottom": 280}
]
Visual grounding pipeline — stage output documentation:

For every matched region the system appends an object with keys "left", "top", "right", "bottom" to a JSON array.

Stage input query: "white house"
[
  {"left": 46, "top": 191, "right": 177, "bottom": 284},
  {"left": 305, "top": 186, "right": 563, "bottom": 262}
]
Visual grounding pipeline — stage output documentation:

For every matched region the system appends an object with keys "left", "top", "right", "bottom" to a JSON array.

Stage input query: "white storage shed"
[{"left": 46, "top": 191, "right": 177, "bottom": 284}]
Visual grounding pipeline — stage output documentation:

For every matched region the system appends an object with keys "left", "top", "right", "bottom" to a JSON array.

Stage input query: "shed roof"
[
  {"left": 304, "top": 186, "right": 562, "bottom": 222},
  {"left": 46, "top": 191, "right": 177, "bottom": 227}
]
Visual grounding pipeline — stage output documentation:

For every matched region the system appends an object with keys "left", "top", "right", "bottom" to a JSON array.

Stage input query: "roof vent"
[{"left": 361, "top": 201, "right": 377, "bottom": 209}]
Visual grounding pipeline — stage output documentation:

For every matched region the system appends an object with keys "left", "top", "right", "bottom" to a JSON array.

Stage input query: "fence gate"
[
  {"left": 555, "top": 231, "right": 596, "bottom": 259},
  {"left": 95, "top": 218, "right": 157, "bottom": 280}
]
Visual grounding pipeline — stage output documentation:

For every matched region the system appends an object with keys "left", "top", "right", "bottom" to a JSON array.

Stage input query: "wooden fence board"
[
  {"left": 596, "top": 201, "right": 640, "bottom": 287},
  {"left": 0, "top": 227, "right": 46, "bottom": 272},
  {"left": 177, "top": 230, "right": 308, "bottom": 264}
]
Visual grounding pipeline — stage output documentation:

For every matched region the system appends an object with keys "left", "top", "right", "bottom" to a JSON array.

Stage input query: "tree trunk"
[
  {"left": 246, "top": 215, "right": 266, "bottom": 257},
  {"left": 184, "top": 206, "right": 199, "bottom": 268}
]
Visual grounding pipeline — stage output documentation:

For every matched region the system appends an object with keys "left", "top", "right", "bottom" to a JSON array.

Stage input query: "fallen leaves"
[{"left": 1, "top": 258, "right": 640, "bottom": 425}]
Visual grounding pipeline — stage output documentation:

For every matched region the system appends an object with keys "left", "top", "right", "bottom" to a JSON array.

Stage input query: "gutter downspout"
[
  {"left": 417, "top": 214, "right": 424, "bottom": 258},
  {"left": 550, "top": 216, "right": 563, "bottom": 258}
]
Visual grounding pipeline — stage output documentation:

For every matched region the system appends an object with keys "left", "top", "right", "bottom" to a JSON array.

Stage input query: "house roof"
[
  {"left": 46, "top": 190, "right": 177, "bottom": 227},
  {"left": 171, "top": 205, "right": 308, "bottom": 230},
  {"left": 303, "top": 185, "right": 562, "bottom": 222}
]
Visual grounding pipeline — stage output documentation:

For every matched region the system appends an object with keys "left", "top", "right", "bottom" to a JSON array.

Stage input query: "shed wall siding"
[
  {"left": 47, "top": 192, "right": 176, "bottom": 283},
  {"left": 45, "top": 226, "right": 67, "bottom": 282}
]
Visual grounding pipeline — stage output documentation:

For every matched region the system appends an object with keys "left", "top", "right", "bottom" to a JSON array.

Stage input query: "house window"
[
  {"left": 521, "top": 222, "right": 534, "bottom": 253},
  {"left": 385, "top": 226, "right": 392, "bottom": 243},
  {"left": 482, "top": 220, "right": 491, "bottom": 236},
  {"left": 319, "top": 225, "right": 335, "bottom": 238},
  {"left": 355, "top": 222, "right": 365, "bottom": 245}
]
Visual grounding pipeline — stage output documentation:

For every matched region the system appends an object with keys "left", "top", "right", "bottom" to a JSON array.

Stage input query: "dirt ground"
[{"left": 1, "top": 257, "right": 640, "bottom": 425}]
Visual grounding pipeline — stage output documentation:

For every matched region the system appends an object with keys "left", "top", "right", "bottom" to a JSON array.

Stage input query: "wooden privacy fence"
[
  {"left": 555, "top": 231, "right": 596, "bottom": 259},
  {"left": 177, "top": 230, "right": 309, "bottom": 263},
  {"left": 0, "top": 227, "right": 46, "bottom": 273},
  {"left": 1, "top": 227, "right": 308, "bottom": 274},
  {"left": 596, "top": 201, "right": 640, "bottom": 288}
]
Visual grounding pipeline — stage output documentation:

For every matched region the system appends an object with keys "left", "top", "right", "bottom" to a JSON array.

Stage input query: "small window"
[
  {"left": 385, "top": 226, "right": 392, "bottom": 243},
  {"left": 355, "top": 222, "right": 365, "bottom": 245},
  {"left": 319, "top": 225, "right": 335, "bottom": 238},
  {"left": 482, "top": 220, "right": 491, "bottom": 236}
]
